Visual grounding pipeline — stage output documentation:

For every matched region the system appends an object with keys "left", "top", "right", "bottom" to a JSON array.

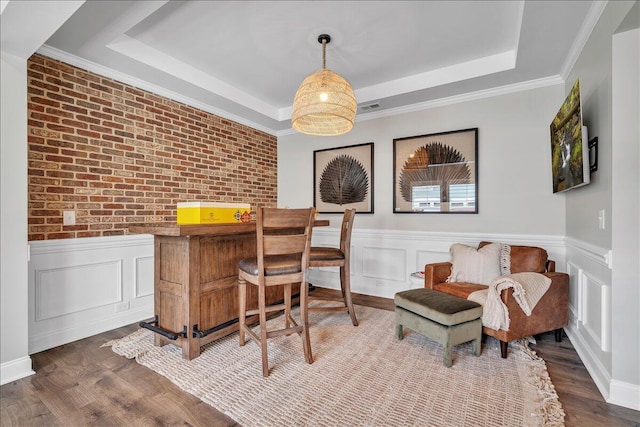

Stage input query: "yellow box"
[{"left": 177, "top": 202, "right": 251, "bottom": 224}]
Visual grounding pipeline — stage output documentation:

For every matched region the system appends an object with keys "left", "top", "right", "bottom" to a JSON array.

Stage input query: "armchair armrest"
[
  {"left": 424, "top": 262, "right": 452, "bottom": 289},
  {"left": 492, "top": 271, "right": 570, "bottom": 341},
  {"left": 498, "top": 271, "right": 568, "bottom": 305},
  {"left": 546, "top": 260, "right": 556, "bottom": 272}
]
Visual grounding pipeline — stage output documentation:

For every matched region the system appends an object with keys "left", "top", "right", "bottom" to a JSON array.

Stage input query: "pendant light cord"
[{"left": 322, "top": 39, "right": 327, "bottom": 69}]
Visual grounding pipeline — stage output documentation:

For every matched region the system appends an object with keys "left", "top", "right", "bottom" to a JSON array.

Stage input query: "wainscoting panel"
[
  {"left": 21, "top": 230, "right": 638, "bottom": 410},
  {"left": 28, "top": 230, "right": 567, "bottom": 354},
  {"left": 563, "top": 237, "right": 613, "bottom": 405},
  {"left": 583, "top": 272, "right": 610, "bottom": 352},
  {"left": 35, "top": 260, "right": 122, "bottom": 321},
  {"left": 134, "top": 256, "right": 154, "bottom": 298},
  {"left": 309, "top": 228, "right": 566, "bottom": 299},
  {"left": 28, "top": 234, "right": 154, "bottom": 354},
  {"left": 362, "top": 247, "right": 407, "bottom": 281},
  {"left": 566, "top": 261, "right": 581, "bottom": 324}
]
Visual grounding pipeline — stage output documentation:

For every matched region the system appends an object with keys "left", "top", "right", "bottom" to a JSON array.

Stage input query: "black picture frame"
[
  {"left": 314, "top": 142, "right": 374, "bottom": 213},
  {"left": 393, "top": 128, "right": 478, "bottom": 214}
]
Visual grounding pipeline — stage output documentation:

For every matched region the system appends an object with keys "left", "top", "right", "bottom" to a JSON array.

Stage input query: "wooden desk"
[{"left": 129, "top": 220, "right": 328, "bottom": 360}]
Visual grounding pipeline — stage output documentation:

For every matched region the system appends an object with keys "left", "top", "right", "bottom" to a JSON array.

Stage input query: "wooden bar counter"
[{"left": 129, "top": 221, "right": 328, "bottom": 360}]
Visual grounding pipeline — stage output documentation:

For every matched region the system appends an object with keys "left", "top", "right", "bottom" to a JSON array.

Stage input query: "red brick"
[{"left": 27, "top": 53, "right": 277, "bottom": 240}]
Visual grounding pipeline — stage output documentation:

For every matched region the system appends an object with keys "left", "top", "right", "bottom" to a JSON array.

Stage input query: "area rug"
[{"left": 104, "top": 306, "right": 564, "bottom": 426}]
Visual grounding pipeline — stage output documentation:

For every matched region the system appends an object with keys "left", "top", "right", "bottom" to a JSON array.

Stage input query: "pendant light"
[{"left": 291, "top": 34, "right": 357, "bottom": 136}]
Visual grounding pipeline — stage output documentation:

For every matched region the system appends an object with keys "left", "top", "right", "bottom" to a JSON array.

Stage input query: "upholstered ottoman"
[{"left": 394, "top": 288, "right": 483, "bottom": 367}]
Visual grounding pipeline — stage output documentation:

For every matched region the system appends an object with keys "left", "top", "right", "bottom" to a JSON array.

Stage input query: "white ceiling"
[{"left": 33, "top": 0, "right": 602, "bottom": 136}]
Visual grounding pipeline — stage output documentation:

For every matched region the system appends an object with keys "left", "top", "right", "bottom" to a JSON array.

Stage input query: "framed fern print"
[
  {"left": 393, "top": 128, "right": 478, "bottom": 214},
  {"left": 314, "top": 142, "right": 374, "bottom": 214}
]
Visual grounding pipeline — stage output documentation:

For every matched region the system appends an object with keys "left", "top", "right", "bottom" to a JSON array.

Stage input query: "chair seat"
[
  {"left": 309, "top": 247, "right": 344, "bottom": 261},
  {"left": 238, "top": 254, "right": 302, "bottom": 276}
]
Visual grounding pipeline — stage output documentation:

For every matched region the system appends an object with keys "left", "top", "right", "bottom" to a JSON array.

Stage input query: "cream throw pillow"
[{"left": 447, "top": 242, "right": 502, "bottom": 285}]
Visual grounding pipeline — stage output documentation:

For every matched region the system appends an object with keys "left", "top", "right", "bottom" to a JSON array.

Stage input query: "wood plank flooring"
[{"left": 2, "top": 289, "right": 639, "bottom": 426}]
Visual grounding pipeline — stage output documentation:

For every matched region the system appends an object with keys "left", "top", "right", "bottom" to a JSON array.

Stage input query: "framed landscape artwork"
[
  {"left": 393, "top": 128, "right": 478, "bottom": 214},
  {"left": 550, "top": 79, "right": 591, "bottom": 193},
  {"left": 314, "top": 142, "right": 374, "bottom": 213}
]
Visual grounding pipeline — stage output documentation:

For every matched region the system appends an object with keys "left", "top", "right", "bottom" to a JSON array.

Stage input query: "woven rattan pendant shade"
[{"left": 292, "top": 35, "right": 356, "bottom": 136}]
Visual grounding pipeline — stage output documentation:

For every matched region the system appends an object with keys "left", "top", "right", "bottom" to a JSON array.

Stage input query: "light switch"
[{"left": 63, "top": 210, "right": 76, "bottom": 226}]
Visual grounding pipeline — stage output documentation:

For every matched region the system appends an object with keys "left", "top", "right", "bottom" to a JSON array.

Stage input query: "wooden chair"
[
  {"left": 238, "top": 207, "right": 315, "bottom": 377},
  {"left": 308, "top": 208, "right": 358, "bottom": 326}
]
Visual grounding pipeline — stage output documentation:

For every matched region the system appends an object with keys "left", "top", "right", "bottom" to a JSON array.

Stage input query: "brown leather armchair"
[{"left": 424, "top": 242, "right": 569, "bottom": 358}]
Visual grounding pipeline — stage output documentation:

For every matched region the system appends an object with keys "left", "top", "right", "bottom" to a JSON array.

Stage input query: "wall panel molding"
[
  {"left": 310, "top": 227, "right": 565, "bottom": 299},
  {"left": 28, "top": 234, "right": 154, "bottom": 354},
  {"left": 134, "top": 256, "right": 154, "bottom": 298},
  {"left": 29, "top": 233, "right": 152, "bottom": 255},
  {"left": 29, "top": 229, "right": 636, "bottom": 409},
  {"left": 564, "top": 236, "right": 613, "bottom": 269},
  {"left": 362, "top": 247, "right": 407, "bottom": 281},
  {"left": 563, "top": 236, "right": 615, "bottom": 408},
  {"left": 566, "top": 261, "right": 581, "bottom": 324},
  {"left": 582, "top": 272, "right": 611, "bottom": 352},
  {"left": 35, "top": 260, "right": 123, "bottom": 321}
]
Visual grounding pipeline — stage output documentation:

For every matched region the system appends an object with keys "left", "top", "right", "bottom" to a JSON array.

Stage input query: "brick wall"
[{"left": 27, "top": 54, "right": 277, "bottom": 240}]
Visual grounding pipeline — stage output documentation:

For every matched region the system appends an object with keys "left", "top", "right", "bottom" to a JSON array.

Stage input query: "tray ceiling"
[{"left": 36, "top": 0, "right": 599, "bottom": 135}]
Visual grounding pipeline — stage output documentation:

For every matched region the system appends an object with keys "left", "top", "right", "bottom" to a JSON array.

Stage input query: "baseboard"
[
  {"left": 564, "top": 325, "right": 612, "bottom": 400},
  {"left": 29, "top": 305, "right": 153, "bottom": 354},
  {"left": 609, "top": 380, "right": 640, "bottom": 411},
  {"left": 0, "top": 356, "right": 35, "bottom": 386},
  {"left": 563, "top": 342, "right": 640, "bottom": 412}
]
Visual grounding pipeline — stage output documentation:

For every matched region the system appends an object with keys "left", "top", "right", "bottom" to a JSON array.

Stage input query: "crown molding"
[
  {"left": 37, "top": 44, "right": 565, "bottom": 140},
  {"left": 36, "top": 45, "right": 279, "bottom": 136},
  {"left": 276, "top": 75, "right": 564, "bottom": 137},
  {"left": 560, "top": 1, "right": 608, "bottom": 81}
]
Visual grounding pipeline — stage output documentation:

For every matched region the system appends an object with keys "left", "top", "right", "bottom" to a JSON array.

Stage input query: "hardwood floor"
[{"left": 2, "top": 290, "right": 639, "bottom": 426}]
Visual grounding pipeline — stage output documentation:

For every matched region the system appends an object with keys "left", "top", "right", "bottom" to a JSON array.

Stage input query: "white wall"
[
  {"left": 564, "top": 1, "right": 635, "bottom": 249},
  {"left": 1, "top": 52, "right": 33, "bottom": 384},
  {"left": 279, "top": 84, "right": 567, "bottom": 237},
  {"left": 0, "top": 0, "right": 84, "bottom": 385},
  {"left": 280, "top": 84, "right": 571, "bottom": 299},
  {"left": 610, "top": 26, "right": 639, "bottom": 409},
  {"left": 279, "top": 4, "right": 640, "bottom": 408},
  {"left": 562, "top": 0, "right": 639, "bottom": 410},
  {"left": 279, "top": 83, "right": 571, "bottom": 325}
]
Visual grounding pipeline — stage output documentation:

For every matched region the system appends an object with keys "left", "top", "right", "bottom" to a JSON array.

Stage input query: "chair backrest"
[
  {"left": 479, "top": 241, "right": 550, "bottom": 273},
  {"left": 256, "top": 207, "right": 315, "bottom": 275},
  {"left": 339, "top": 209, "right": 357, "bottom": 257}
]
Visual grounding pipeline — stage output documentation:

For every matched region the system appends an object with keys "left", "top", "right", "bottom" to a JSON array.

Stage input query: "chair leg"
[
  {"left": 555, "top": 328, "right": 563, "bottom": 342},
  {"left": 299, "top": 280, "right": 313, "bottom": 365},
  {"left": 341, "top": 265, "right": 358, "bottom": 326},
  {"left": 500, "top": 340, "right": 508, "bottom": 358},
  {"left": 238, "top": 277, "right": 247, "bottom": 346},
  {"left": 258, "top": 283, "right": 269, "bottom": 377},
  {"left": 284, "top": 283, "right": 292, "bottom": 330}
]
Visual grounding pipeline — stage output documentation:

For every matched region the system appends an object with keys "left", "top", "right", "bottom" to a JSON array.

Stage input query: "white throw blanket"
[{"left": 467, "top": 272, "right": 552, "bottom": 331}]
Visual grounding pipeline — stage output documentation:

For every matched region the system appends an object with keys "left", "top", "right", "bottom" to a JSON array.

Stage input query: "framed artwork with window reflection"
[
  {"left": 314, "top": 142, "right": 374, "bottom": 214},
  {"left": 393, "top": 128, "right": 478, "bottom": 214}
]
